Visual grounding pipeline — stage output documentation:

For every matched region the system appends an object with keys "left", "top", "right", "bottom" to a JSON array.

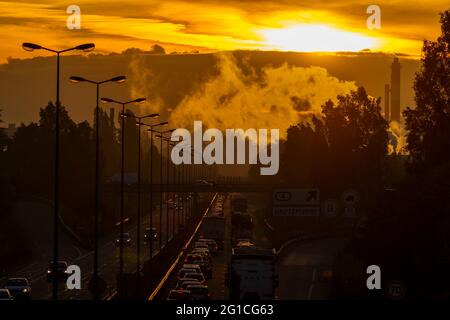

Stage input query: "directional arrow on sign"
[
  {"left": 306, "top": 190, "right": 318, "bottom": 202},
  {"left": 273, "top": 188, "right": 320, "bottom": 205}
]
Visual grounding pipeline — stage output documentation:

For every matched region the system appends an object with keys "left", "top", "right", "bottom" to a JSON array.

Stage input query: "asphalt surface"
[
  {"left": 5, "top": 194, "right": 349, "bottom": 301},
  {"left": 277, "top": 237, "right": 349, "bottom": 299},
  {"left": 1, "top": 200, "right": 187, "bottom": 300},
  {"left": 159, "top": 193, "right": 271, "bottom": 300},
  {"left": 205, "top": 196, "right": 231, "bottom": 300}
]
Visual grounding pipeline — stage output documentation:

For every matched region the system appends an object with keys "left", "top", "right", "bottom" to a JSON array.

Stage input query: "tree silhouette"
[
  {"left": 97, "top": 108, "right": 120, "bottom": 181},
  {"left": 149, "top": 44, "right": 166, "bottom": 55},
  {"left": 281, "top": 87, "right": 388, "bottom": 196},
  {"left": 339, "top": 12, "right": 450, "bottom": 298},
  {"left": 6, "top": 102, "right": 95, "bottom": 224},
  {"left": 0, "top": 108, "right": 12, "bottom": 219},
  {"left": 0, "top": 109, "right": 8, "bottom": 152},
  {"left": 404, "top": 10, "right": 450, "bottom": 172}
]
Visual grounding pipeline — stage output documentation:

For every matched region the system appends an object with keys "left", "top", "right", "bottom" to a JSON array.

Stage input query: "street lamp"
[
  {"left": 154, "top": 129, "right": 175, "bottom": 250},
  {"left": 166, "top": 140, "right": 178, "bottom": 240},
  {"left": 173, "top": 143, "right": 195, "bottom": 229},
  {"left": 169, "top": 142, "right": 177, "bottom": 236},
  {"left": 100, "top": 97, "right": 146, "bottom": 286},
  {"left": 121, "top": 113, "right": 159, "bottom": 278},
  {"left": 147, "top": 122, "right": 168, "bottom": 261},
  {"left": 69, "top": 75, "right": 126, "bottom": 299},
  {"left": 23, "top": 42, "right": 95, "bottom": 301},
  {"left": 156, "top": 131, "right": 176, "bottom": 245}
]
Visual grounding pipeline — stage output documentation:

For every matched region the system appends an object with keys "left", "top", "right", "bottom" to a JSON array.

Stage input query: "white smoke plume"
[
  {"left": 128, "top": 52, "right": 357, "bottom": 139},
  {"left": 170, "top": 53, "right": 356, "bottom": 139},
  {"left": 388, "top": 120, "right": 407, "bottom": 154}
]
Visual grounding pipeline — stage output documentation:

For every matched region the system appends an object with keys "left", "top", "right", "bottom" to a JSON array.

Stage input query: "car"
[
  {"left": 167, "top": 289, "right": 192, "bottom": 301},
  {"left": 0, "top": 289, "right": 13, "bottom": 300},
  {"left": 184, "top": 253, "right": 203, "bottom": 265},
  {"left": 176, "top": 278, "right": 202, "bottom": 290},
  {"left": 168, "top": 201, "right": 176, "bottom": 209},
  {"left": 198, "top": 239, "right": 219, "bottom": 254},
  {"left": 236, "top": 240, "right": 254, "bottom": 247},
  {"left": 194, "top": 179, "right": 214, "bottom": 186},
  {"left": 193, "top": 242, "right": 209, "bottom": 250},
  {"left": 184, "top": 254, "right": 212, "bottom": 278},
  {"left": 192, "top": 246, "right": 211, "bottom": 256},
  {"left": 5, "top": 278, "right": 31, "bottom": 299},
  {"left": 184, "top": 272, "right": 207, "bottom": 285},
  {"left": 47, "top": 261, "right": 70, "bottom": 281},
  {"left": 177, "top": 268, "right": 197, "bottom": 280},
  {"left": 186, "top": 284, "right": 212, "bottom": 300},
  {"left": 144, "top": 227, "right": 158, "bottom": 243},
  {"left": 191, "top": 248, "right": 212, "bottom": 264},
  {"left": 116, "top": 232, "right": 132, "bottom": 247},
  {"left": 182, "top": 264, "right": 202, "bottom": 274}
]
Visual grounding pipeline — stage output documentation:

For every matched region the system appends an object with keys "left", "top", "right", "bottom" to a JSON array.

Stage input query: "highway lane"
[
  {"left": 155, "top": 193, "right": 225, "bottom": 300},
  {"left": 277, "top": 237, "right": 349, "bottom": 299},
  {"left": 206, "top": 195, "right": 231, "bottom": 300},
  {"left": 207, "top": 193, "right": 270, "bottom": 300},
  {"left": 3, "top": 204, "right": 183, "bottom": 300}
]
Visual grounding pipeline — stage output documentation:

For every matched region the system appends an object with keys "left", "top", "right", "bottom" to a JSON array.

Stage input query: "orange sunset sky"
[{"left": 0, "top": 0, "right": 448, "bottom": 62}]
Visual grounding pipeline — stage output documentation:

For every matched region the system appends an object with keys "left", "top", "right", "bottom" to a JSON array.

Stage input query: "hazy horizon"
[{"left": 0, "top": 50, "right": 419, "bottom": 131}]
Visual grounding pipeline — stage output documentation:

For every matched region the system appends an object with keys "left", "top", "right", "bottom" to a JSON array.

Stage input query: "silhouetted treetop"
[{"left": 404, "top": 10, "right": 450, "bottom": 171}]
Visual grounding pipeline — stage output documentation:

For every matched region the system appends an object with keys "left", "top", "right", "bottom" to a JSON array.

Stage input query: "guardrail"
[
  {"left": 147, "top": 192, "right": 218, "bottom": 300},
  {"left": 105, "top": 193, "right": 218, "bottom": 301}
]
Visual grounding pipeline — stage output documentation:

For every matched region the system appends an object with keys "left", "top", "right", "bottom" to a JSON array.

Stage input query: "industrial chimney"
[
  {"left": 109, "top": 108, "right": 115, "bottom": 129},
  {"left": 390, "top": 57, "right": 401, "bottom": 123},
  {"left": 384, "top": 84, "right": 390, "bottom": 122}
]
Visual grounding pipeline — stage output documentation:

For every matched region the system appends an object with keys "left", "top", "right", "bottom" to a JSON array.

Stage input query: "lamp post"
[
  {"left": 177, "top": 144, "right": 195, "bottom": 227},
  {"left": 69, "top": 75, "right": 125, "bottom": 299},
  {"left": 155, "top": 129, "right": 175, "bottom": 250},
  {"left": 187, "top": 147, "right": 193, "bottom": 222},
  {"left": 100, "top": 97, "right": 146, "bottom": 286},
  {"left": 177, "top": 151, "right": 182, "bottom": 233},
  {"left": 22, "top": 42, "right": 95, "bottom": 300},
  {"left": 156, "top": 132, "right": 176, "bottom": 245},
  {"left": 121, "top": 113, "right": 159, "bottom": 279},
  {"left": 164, "top": 137, "right": 171, "bottom": 244},
  {"left": 147, "top": 122, "right": 168, "bottom": 258},
  {"left": 170, "top": 142, "right": 176, "bottom": 238}
]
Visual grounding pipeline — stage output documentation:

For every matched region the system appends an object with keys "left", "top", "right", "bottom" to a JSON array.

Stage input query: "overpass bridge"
[{"left": 100, "top": 182, "right": 273, "bottom": 193}]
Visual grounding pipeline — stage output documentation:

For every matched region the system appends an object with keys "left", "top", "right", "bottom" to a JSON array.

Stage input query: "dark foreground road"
[
  {"left": 277, "top": 237, "right": 349, "bottom": 299},
  {"left": 1, "top": 200, "right": 180, "bottom": 300}
]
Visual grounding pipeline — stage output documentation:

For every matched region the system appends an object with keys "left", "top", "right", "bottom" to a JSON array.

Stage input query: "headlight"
[
  {"left": 22, "top": 288, "right": 29, "bottom": 293},
  {"left": 47, "top": 270, "right": 51, "bottom": 274}
]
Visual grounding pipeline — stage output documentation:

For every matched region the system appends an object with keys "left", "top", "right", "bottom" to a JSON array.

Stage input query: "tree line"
[{"left": 0, "top": 103, "right": 165, "bottom": 233}]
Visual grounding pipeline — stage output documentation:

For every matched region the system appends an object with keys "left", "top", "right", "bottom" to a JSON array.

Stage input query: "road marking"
[
  {"left": 148, "top": 193, "right": 218, "bottom": 300},
  {"left": 307, "top": 268, "right": 317, "bottom": 300},
  {"left": 72, "top": 245, "right": 83, "bottom": 260}
]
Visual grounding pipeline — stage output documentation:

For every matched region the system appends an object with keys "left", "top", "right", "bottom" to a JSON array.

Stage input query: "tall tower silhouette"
[
  {"left": 384, "top": 84, "right": 390, "bottom": 121},
  {"left": 390, "top": 57, "right": 401, "bottom": 123}
]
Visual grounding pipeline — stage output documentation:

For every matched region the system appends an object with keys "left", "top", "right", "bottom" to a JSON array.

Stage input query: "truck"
[
  {"left": 231, "top": 211, "right": 253, "bottom": 245},
  {"left": 200, "top": 216, "right": 226, "bottom": 250},
  {"left": 226, "top": 246, "right": 278, "bottom": 300},
  {"left": 231, "top": 194, "right": 248, "bottom": 213}
]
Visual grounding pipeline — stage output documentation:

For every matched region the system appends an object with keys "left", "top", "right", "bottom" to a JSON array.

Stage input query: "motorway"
[
  {"left": 181, "top": 192, "right": 349, "bottom": 300},
  {"left": 4, "top": 194, "right": 349, "bottom": 300},
  {"left": 1, "top": 198, "right": 186, "bottom": 300},
  {"left": 157, "top": 192, "right": 273, "bottom": 300}
]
